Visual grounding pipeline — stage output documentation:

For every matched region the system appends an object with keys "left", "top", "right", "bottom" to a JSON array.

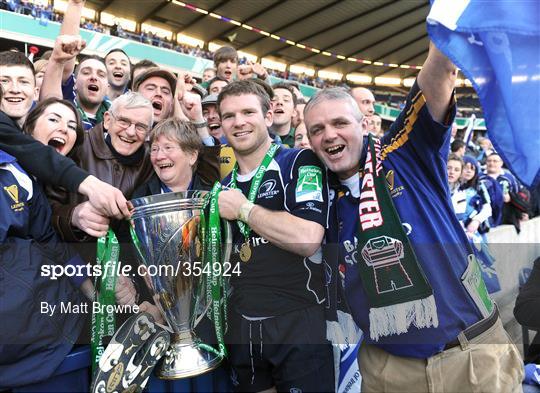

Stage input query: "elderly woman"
[
  {"left": 130, "top": 117, "right": 215, "bottom": 317},
  {"left": 132, "top": 117, "right": 209, "bottom": 197},
  {"left": 128, "top": 119, "right": 229, "bottom": 392}
]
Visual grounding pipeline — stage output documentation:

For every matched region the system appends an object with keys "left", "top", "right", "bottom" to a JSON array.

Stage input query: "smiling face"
[
  {"left": 103, "top": 105, "right": 152, "bottom": 156},
  {"left": 75, "top": 58, "right": 108, "bottom": 108},
  {"left": 271, "top": 87, "right": 296, "bottom": 128},
  {"left": 105, "top": 51, "right": 131, "bottom": 89},
  {"left": 136, "top": 76, "right": 173, "bottom": 123},
  {"left": 0, "top": 65, "right": 37, "bottom": 125},
  {"left": 447, "top": 159, "right": 463, "bottom": 184},
  {"left": 305, "top": 98, "right": 364, "bottom": 180},
  {"left": 220, "top": 93, "right": 273, "bottom": 157},
  {"left": 202, "top": 103, "right": 223, "bottom": 139},
  {"left": 31, "top": 102, "right": 78, "bottom": 155},
  {"left": 150, "top": 135, "right": 198, "bottom": 189}
]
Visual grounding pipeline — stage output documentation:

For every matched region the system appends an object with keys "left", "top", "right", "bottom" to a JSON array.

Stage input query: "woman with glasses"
[
  {"left": 128, "top": 118, "right": 229, "bottom": 392},
  {"left": 132, "top": 117, "right": 208, "bottom": 197}
]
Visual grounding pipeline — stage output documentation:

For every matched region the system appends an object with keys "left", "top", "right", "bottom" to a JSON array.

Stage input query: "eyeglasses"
[
  {"left": 110, "top": 113, "right": 150, "bottom": 134},
  {"left": 150, "top": 144, "right": 181, "bottom": 156}
]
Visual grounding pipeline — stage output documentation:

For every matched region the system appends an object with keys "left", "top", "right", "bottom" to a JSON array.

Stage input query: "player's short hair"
[{"left": 217, "top": 80, "right": 271, "bottom": 115}]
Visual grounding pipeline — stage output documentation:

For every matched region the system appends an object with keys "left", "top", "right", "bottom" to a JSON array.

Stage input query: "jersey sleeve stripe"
[{"left": 381, "top": 90, "right": 425, "bottom": 161}]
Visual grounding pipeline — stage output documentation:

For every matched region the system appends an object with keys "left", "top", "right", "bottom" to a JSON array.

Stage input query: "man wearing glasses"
[{"left": 48, "top": 92, "right": 155, "bottom": 242}]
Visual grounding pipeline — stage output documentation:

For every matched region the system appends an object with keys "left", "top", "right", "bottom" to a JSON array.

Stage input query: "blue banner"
[{"left": 427, "top": 0, "right": 540, "bottom": 187}]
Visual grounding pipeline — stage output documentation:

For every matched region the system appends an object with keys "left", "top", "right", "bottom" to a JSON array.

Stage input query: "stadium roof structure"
[{"left": 85, "top": 0, "right": 431, "bottom": 80}]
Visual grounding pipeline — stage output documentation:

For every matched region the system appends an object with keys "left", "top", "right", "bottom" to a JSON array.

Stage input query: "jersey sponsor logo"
[
  {"left": 303, "top": 201, "right": 322, "bottom": 213},
  {"left": 296, "top": 165, "right": 323, "bottom": 202},
  {"left": 257, "top": 179, "right": 279, "bottom": 199},
  {"left": 386, "top": 170, "right": 405, "bottom": 198},
  {"left": 3, "top": 184, "right": 24, "bottom": 212},
  {"left": 232, "top": 236, "right": 269, "bottom": 254}
]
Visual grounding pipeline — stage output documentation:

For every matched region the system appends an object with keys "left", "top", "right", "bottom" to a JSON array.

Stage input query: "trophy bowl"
[{"left": 130, "top": 191, "right": 226, "bottom": 379}]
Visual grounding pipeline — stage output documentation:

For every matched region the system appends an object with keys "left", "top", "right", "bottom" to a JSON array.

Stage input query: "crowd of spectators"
[
  {"left": 0, "top": 0, "right": 495, "bottom": 119},
  {"left": 448, "top": 129, "right": 536, "bottom": 234},
  {"left": 1, "top": 0, "right": 539, "bottom": 391}
]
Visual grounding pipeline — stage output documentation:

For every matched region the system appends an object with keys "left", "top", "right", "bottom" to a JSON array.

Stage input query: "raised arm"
[
  {"left": 40, "top": 35, "right": 85, "bottom": 100},
  {"left": 59, "top": 0, "right": 85, "bottom": 82},
  {"left": 417, "top": 42, "right": 458, "bottom": 124}
]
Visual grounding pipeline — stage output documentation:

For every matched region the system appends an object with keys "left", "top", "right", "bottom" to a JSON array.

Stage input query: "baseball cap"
[{"left": 201, "top": 94, "right": 218, "bottom": 107}]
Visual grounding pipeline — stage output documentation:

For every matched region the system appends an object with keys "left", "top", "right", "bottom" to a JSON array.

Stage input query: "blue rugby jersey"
[{"left": 329, "top": 82, "right": 485, "bottom": 358}]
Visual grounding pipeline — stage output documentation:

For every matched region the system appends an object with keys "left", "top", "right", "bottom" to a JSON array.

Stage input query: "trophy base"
[{"left": 157, "top": 331, "right": 222, "bottom": 379}]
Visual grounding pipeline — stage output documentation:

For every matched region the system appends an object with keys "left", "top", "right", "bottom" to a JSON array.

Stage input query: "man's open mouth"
[
  {"left": 113, "top": 72, "right": 123, "bottom": 78},
  {"left": 326, "top": 145, "right": 345, "bottom": 155},
  {"left": 152, "top": 101, "right": 163, "bottom": 111},
  {"left": 88, "top": 84, "right": 99, "bottom": 92}
]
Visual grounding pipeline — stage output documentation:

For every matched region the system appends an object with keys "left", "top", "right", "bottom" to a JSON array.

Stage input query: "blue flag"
[{"left": 427, "top": 0, "right": 540, "bottom": 187}]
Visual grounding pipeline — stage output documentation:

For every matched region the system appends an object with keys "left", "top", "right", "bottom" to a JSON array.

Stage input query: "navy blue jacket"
[{"left": 0, "top": 149, "right": 85, "bottom": 388}]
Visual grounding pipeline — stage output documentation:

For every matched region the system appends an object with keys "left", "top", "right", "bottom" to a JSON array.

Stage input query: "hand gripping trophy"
[{"left": 91, "top": 190, "right": 231, "bottom": 392}]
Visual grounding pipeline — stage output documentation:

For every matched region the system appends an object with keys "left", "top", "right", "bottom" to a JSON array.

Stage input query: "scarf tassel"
[{"left": 369, "top": 295, "right": 439, "bottom": 341}]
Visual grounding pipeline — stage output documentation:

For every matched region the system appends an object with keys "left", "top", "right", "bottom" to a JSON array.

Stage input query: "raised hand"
[{"left": 51, "top": 35, "right": 86, "bottom": 65}]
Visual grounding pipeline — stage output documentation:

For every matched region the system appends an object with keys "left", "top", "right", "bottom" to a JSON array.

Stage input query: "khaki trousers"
[{"left": 359, "top": 318, "right": 524, "bottom": 393}]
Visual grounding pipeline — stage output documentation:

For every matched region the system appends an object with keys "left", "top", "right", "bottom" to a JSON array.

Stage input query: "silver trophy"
[{"left": 130, "top": 191, "right": 230, "bottom": 379}]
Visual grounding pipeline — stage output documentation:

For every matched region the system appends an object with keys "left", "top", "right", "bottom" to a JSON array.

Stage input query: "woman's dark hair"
[
  {"left": 23, "top": 98, "right": 84, "bottom": 150},
  {"left": 462, "top": 155, "right": 481, "bottom": 189}
]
